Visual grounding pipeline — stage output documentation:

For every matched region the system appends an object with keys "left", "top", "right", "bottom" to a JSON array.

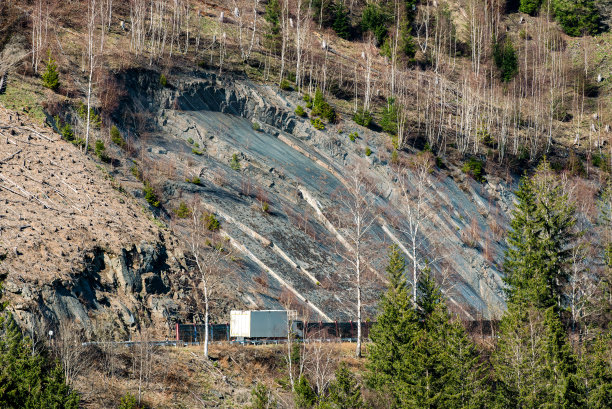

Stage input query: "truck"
[{"left": 230, "top": 310, "right": 301, "bottom": 339}]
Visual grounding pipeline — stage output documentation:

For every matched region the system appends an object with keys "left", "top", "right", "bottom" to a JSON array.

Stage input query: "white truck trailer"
[{"left": 230, "top": 310, "right": 300, "bottom": 339}]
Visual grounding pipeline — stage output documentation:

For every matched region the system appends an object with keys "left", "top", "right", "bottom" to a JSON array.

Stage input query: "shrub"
[
  {"left": 204, "top": 212, "right": 221, "bottom": 231},
  {"left": 118, "top": 393, "right": 139, "bottom": 409},
  {"left": 353, "top": 108, "right": 373, "bottom": 127},
  {"left": 187, "top": 137, "right": 194, "bottom": 144},
  {"left": 493, "top": 37, "right": 518, "bottom": 82},
  {"left": 192, "top": 148, "right": 204, "bottom": 155},
  {"left": 94, "top": 140, "right": 110, "bottom": 162},
  {"left": 311, "top": 117, "right": 325, "bottom": 130},
  {"left": 230, "top": 153, "right": 241, "bottom": 170},
  {"left": 143, "top": 182, "right": 160, "bottom": 207},
  {"left": 131, "top": 165, "right": 143, "bottom": 181},
  {"left": 261, "top": 201, "right": 270, "bottom": 213},
  {"left": 365, "top": 146, "right": 372, "bottom": 157},
  {"left": 552, "top": 0, "right": 600, "bottom": 36},
  {"left": 54, "top": 115, "right": 74, "bottom": 142},
  {"left": 160, "top": 73, "right": 168, "bottom": 87},
  {"left": 462, "top": 157, "right": 486, "bottom": 182},
  {"left": 349, "top": 132, "right": 358, "bottom": 142},
  {"left": 252, "top": 121, "right": 261, "bottom": 131},
  {"left": 294, "top": 375, "right": 316, "bottom": 409},
  {"left": 280, "top": 79, "right": 292, "bottom": 90},
  {"left": 519, "top": 0, "right": 542, "bottom": 15},
  {"left": 110, "top": 125, "right": 125, "bottom": 147},
  {"left": 592, "top": 153, "right": 609, "bottom": 171},
  {"left": 187, "top": 176, "right": 202, "bottom": 185},
  {"left": 295, "top": 105, "right": 306, "bottom": 117},
  {"left": 174, "top": 202, "right": 192, "bottom": 218},
  {"left": 41, "top": 53, "right": 60, "bottom": 91},
  {"left": 478, "top": 126, "right": 495, "bottom": 146}
]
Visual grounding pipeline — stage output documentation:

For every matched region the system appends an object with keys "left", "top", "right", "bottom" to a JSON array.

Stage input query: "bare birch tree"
[
  {"left": 395, "top": 152, "right": 434, "bottom": 305},
  {"left": 84, "top": 0, "right": 99, "bottom": 153},
  {"left": 337, "top": 165, "right": 377, "bottom": 357}
]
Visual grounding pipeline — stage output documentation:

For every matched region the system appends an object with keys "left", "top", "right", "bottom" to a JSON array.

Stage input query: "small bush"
[
  {"left": 252, "top": 121, "right": 261, "bottom": 131},
  {"left": 230, "top": 153, "right": 241, "bottom": 170},
  {"left": 280, "top": 79, "right": 293, "bottom": 90},
  {"left": 174, "top": 202, "right": 192, "bottom": 218},
  {"left": 131, "top": 165, "right": 143, "bottom": 181},
  {"left": 143, "top": 182, "right": 160, "bottom": 207},
  {"left": 391, "top": 149, "right": 399, "bottom": 164},
  {"left": 186, "top": 176, "right": 202, "bottom": 185},
  {"left": 310, "top": 89, "right": 336, "bottom": 122},
  {"left": 204, "top": 213, "right": 220, "bottom": 231},
  {"left": 110, "top": 125, "right": 125, "bottom": 147},
  {"left": 192, "top": 148, "right": 204, "bottom": 155},
  {"left": 349, "top": 132, "right": 358, "bottom": 142},
  {"left": 261, "top": 201, "right": 270, "bottom": 213},
  {"left": 462, "top": 157, "right": 486, "bottom": 182},
  {"left": 94, "top": 140, "right": 110, "bottom": 162},
  {"left": 353, "top": 108, "right": 373, "bottom": 127},
  {"left": 303, "top": 94, "right": 311, "bottom": 103},
  {"left": 250, "top": 383, "right": 276, "bottom": 409},
  {"left": 295, "top": 105, "right": 306, "bottom": 117},
  {"left": 118, "top": 393, "right": 139, "bottom": 409},
  {"left": 41, "top": 53, "right": 60, "bottom": 91},
  {"left": 187, "top": 137, "right": 194, "bottom": 145},
  {"left": 380, "top": 98, "right": 398, "bottom": 135},
  {"left": 160, "top": 73, "right": 168, "bottom": 87},
  {"left": 311, "top": 117, "right": 325, "bottom": 130},
  {"left": 365, "top": 146, "right": 372, "bottom": 157}
]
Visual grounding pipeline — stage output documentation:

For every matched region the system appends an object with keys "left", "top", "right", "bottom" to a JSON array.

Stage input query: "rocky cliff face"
[
  {"left": 108, "top": 68, "right": 516, "bottom": 321},
  {"left": 0, "top": 106, "right": 233, "bottom": 339}
]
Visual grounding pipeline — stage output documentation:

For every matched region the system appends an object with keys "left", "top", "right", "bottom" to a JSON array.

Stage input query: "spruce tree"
[
  {"left": 503, "top": 160, "right": 576, "bottom": 310},
  {"left": 367, "top": 245, "right": 419, "bottom": 404},
  {"left": 328, "top": 363, "right": 364, "bottom": 409},
  {"left": 332, "top": 3, "right": 351, "bottom": 40},
  {"left": 41, "top": 52, "right": 60, "bottom": 91},
  {"left": 294, "top": 375, "right": 316, "bottom": 409},
  {"left": 580, "top": 332, "right": 612, "bottom": 409}
]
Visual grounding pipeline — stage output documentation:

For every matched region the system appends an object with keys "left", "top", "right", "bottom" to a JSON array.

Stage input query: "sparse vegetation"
[
  {"left": 349, "top": 132, "right": 358, "bottom": 142},
  {"left": 311, "top": 117, "right": 325, "bottom": 130},
  {"left": 230, "top": 153, "right": 241, "bottom": 170},
  {"left": 143, "top": 182, "right": 159, "bottom": 207},
  {"left": 160, "top": 73, "right": 168, "bottom": 87},
  {"left": 204, "top": 212, "right": 221, "bottom": 231},
  {"left": 365, "top": 146, "right": 372, "bottom": 157},
  {"left": 295, "top": 105, "right": 306, "bottom": 117}
]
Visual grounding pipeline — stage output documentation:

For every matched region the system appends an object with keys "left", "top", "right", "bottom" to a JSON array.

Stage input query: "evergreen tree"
[
  {"left": 41, "top": 52, "right": 60, "bottom": 91},
  {"left": 0, "top": 275, "right": 79, "bottom": 408},
  {"left": 519, "top": 0, "right": 542, "bottom": 15},
  {"left": 328, "top": 363, "right": 364, "bottom": 409},
  {"left": 294, "top": 375, "right": 317, "bottom": 409},
  {"left": 503, "top": 160, "right": 577, "bottom": 310},
  {"left": 380, "top": 98, "right": 398, "bottom": 136},
  {"left": 552, "top": 0, "right": 601, "bottom": 37},
  {"left": 332, "top": 3, "right": 351, "bottom": 40},
  {"left": 264, "top": 0, "right": 282, "bottom": 52},
  {"left": 580, "top": 332, "right": 612, "bottom": 409},
  {"left": 493, "top": 37, "right": 518, "bottom": 83}
]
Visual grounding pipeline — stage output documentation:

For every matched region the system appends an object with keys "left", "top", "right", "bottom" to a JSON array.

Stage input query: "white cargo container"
[{"left": 230, "top": 310, "right": 299, "bottom": 338}]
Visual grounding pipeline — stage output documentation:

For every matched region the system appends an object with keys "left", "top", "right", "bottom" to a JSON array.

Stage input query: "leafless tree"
[
  {"left": 336, "top": 164, "right": 377, "bottom": 358},
  {"left": 184, "top": 201, "right": 229, "bottom": 359},
  {"left": 84, "top": 0, "right": 100, "bottom": 153},
  {"left": 395, "top": 152, "right": 435, "bottom": 305}
]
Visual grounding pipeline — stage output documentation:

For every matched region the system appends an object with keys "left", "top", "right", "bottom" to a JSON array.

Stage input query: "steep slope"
[
  {"left": 0, "top": 105, "right": 245, "bottom": 338},
  {"left": 110, "top": 68, "right": 515, "bottom": 320}
]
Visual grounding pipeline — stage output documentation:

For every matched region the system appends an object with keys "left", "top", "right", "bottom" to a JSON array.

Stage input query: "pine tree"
[
  {"left": 328, "top": 363, "right": 364, "bottom": 409},
  {"left": 264, "top": 0, "right": 282, "bottom": 52},
  {"left": 250, "top": 383, "right": 276, "bottom": 409},
  {"left": 519, "top": 0, "right": 542, "bottom": 15}
]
